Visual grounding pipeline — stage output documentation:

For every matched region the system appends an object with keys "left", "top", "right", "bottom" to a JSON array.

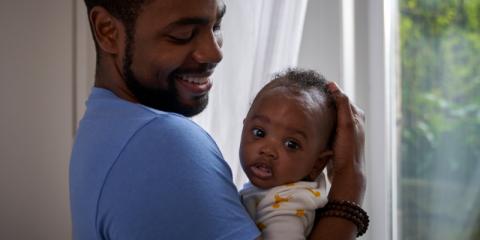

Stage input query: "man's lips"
[
  {"left": 175, "top": 73, "right": 213, "bottom": 95},
  {"left": 249, "top": 162, "right": 273, "bottom": 179}
]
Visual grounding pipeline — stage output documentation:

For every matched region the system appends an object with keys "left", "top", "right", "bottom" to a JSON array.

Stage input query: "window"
[{"left": 397, "top": 0, "right": 480, "bottom": 239}]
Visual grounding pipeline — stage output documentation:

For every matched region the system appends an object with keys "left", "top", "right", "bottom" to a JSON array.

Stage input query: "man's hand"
[
  {"left": 309, "top": 82, "right": 366, "bottom": 240},
  {"left": 326, "top": 81, "right": 366, "bottom": 204}
]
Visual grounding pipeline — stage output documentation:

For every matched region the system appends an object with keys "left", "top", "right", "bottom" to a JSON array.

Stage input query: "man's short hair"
[
  {"left": 84, "top": 0, "right": 150, "bottom": 59},
  {"left": 84, "top": 0, "right": 148, "bottom": 34},
  {"left": 85, "top": 0, "right": 147, "bottom": 25}
]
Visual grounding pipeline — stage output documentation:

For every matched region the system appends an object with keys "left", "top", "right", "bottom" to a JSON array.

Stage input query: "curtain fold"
[{"left": 193, "top": 0, "right": 309, "bottom": 187}]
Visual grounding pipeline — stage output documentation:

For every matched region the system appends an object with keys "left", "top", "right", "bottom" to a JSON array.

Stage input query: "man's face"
[{"left": 123, "top": 0, "right": 225, "bottom": 116}]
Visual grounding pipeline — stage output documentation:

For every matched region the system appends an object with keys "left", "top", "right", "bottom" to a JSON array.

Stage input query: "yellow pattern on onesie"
[
  {"left": 240, "top": 173, "right": 328, "bottom": 240},
  {"left": 272, "top": 194, "right": 291, "bottom": 208}
]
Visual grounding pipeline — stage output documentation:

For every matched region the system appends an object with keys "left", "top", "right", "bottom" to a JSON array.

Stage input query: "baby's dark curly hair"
[{"left": 261, "top": 68, "right": 334, "bottom": 109}]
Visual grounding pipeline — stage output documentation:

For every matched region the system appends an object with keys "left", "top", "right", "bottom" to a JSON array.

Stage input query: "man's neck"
[{"left": 94, "top": 61, "right": 139, "bottom": 104}]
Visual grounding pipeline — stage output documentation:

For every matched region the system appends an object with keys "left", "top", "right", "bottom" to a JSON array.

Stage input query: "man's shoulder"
[
  {"left": 133, "top": 113, "right": 213, "bottom": 146},
  {"left": 81, "top": 89, "right": 208, "bottom": 141}
]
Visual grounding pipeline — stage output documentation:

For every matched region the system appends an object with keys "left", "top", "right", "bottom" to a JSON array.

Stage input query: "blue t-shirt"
[{"left": 69, "top": 87, "right": 259, "bottom": 240}]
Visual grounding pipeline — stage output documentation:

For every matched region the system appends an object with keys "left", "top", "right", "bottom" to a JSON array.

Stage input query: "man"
[{"left": 70, "top": 0, "right": 366, "bottom": 239}]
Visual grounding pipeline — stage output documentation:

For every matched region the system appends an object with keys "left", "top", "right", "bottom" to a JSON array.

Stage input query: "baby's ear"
[{"left": 308, "top": 150, "right": 333, "bottom": 180}]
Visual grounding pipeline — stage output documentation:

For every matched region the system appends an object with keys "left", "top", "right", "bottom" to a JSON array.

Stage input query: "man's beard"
[{"left": 122, "top": 36, "right": 209, "bottom": 117}]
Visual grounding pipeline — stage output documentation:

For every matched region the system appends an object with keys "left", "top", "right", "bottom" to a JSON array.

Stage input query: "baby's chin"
[{"left": 249, "top": 177, "right": 277, "bottom": 189}]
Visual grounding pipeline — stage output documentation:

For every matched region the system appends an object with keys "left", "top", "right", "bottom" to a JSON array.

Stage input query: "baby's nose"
[{"left": 259, "top": 144, "right": 278, "bottom": 160}]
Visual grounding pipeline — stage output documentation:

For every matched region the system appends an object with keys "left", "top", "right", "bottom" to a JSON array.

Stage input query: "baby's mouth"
[{"left": 250, "top": 162, "right": 272, "bottom": 179}]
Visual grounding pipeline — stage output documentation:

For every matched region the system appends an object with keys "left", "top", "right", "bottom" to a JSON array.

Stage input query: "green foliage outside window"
[{"left": 399, "top": 0, "right": 480, "bottom": 239}]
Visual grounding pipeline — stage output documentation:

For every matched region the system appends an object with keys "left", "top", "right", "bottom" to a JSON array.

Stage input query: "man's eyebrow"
[
  {"left": 167, "top": 17, "right": 210, "bottom": 28},
  {"left": 163, "top": 5, "right": 226, "bottom": 30}
]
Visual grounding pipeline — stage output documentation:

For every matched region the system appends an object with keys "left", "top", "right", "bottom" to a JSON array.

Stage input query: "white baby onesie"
[{"left": 240, "top": 174, "right": 328, "bottom": 240}]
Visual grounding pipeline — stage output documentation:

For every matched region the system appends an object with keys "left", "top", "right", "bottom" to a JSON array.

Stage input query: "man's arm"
[
  {"left": 309, "top": 82, "right": 366, "bottom": 240},
  {"left": 96, "top": 116, "right": 260, "bottom": 240}
]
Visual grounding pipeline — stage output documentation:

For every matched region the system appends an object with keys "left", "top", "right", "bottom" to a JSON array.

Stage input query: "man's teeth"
[{"left": 179, "top": 76, "right": 208, "bottom": 85}]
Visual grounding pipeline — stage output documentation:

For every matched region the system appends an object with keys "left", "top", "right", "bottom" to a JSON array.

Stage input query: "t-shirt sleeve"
[{"left": 95, "top": 116, "right": 260, "bottom": 240}]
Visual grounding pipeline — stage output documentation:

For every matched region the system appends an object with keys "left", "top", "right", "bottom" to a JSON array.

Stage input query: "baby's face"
[{"left": 240, "top": 87, "right": 333, "bottom": 189}]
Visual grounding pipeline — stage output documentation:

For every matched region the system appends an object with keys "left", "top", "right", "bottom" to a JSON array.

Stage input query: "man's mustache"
[{"left": 173, "top": 63, "right": 217, "bottom": 76}]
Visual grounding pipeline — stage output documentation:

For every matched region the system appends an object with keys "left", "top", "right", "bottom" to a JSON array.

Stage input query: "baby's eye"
[
  {"left": 252, "top": 128, "right": 265, "bottom": 138},
  {"left": 284, "top": 140, "right": 300, "bottom": 150}
]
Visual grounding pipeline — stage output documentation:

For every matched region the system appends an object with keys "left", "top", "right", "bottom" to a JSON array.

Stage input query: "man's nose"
[{"left": 192, "top": 32, "right": 223, "bottom": 64}]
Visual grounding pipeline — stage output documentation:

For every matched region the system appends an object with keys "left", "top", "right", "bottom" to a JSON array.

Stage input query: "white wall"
[{"left": 0, "top": 1, "right": 75, "bottom": 239}]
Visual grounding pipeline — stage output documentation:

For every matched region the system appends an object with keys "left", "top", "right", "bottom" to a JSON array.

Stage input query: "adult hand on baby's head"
[{"left": 326, "top": 82, "right": 366, "bottom": 204}]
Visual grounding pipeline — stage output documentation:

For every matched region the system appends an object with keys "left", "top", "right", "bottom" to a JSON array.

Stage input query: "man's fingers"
[
  {"left": 326, "top": 82, "right": 355, "bottom": 128},
  {"left": 351, "top": 103, "right": 365, "bottom": 122}
]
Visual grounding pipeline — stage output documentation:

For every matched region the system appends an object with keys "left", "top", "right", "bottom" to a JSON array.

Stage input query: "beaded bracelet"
[{"left": 318, "top": 200, "right": 369, "bottom": 237}]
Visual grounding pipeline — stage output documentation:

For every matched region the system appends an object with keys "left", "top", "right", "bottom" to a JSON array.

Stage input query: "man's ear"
[
  {"left": 89, "top": 6, "right": 123, "bottom": 55},
  {"left": 308, "top": 150, "right": 333, "bottom": 180}
]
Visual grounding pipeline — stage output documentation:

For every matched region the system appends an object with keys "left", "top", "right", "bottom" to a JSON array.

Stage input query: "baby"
[{"left": 239, "top": 68, "right": 336, "bottom": 239}]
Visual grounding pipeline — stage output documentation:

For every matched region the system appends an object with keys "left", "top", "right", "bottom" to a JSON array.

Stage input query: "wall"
[{"left": 0, "top": 1, "right": 75, "bottom": 239}]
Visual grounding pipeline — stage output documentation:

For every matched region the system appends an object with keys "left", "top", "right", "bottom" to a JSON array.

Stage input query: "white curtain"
[{"left": 193, "top": 0, "right": 309, "bottom": 188}]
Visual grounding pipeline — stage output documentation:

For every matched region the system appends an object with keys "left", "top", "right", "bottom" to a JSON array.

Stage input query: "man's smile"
[{"left": 173, "top": 68, "right": 215, "bottom": 95}]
